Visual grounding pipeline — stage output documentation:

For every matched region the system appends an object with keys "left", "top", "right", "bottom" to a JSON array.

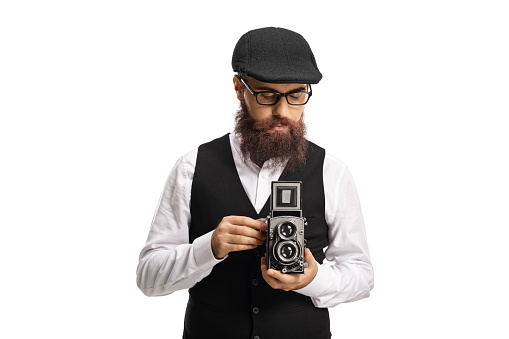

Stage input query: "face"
[
  {"left": 232, "top": 75, "right": 309, "bottom": 173},
  {"left": 233, "top": 75, "right": 307, "bottom": 130}
]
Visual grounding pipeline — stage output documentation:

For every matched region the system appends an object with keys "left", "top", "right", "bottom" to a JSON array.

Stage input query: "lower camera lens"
[
  {"left": 280, "top": 243, "right": 295, "bottom": 259},
  {"left": 274, "top": 241, "right": 300, "bottom": 264}
]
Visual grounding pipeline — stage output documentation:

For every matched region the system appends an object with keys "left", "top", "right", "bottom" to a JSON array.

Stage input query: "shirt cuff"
[
  {"left": 192, "top": 230, "right": 226, "bottom": 270},
  {"left": 294, "top": 263, "right": 330, "bottom": 298}
]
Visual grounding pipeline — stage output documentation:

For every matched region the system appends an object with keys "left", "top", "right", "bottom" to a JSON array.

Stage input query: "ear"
[{"left": 233, "top": 75, "right": 244, "bottom": 101}]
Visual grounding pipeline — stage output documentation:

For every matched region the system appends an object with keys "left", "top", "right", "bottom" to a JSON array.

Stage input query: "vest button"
[
  {"left": 252, "top": 307, "right": 259, "bottom": 315},
  {"left": 252, "top": 279, "right": 259, "bottom": 286}
]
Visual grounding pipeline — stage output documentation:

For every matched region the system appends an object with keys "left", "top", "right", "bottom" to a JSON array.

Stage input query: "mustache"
[{"left": 253, "top": 116, "right": 296, "bottom": 130}]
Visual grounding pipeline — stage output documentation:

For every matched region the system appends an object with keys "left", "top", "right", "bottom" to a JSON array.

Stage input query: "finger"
[
  {"left": 228, "top": 225, "right": 267, "bottom": 241},
  {"left": 226, "top": 234, "right": 264, "bottom": 246},
  {"left": 304, "top": 248, "right": 317, "bottom": 268},
  {"left": 261, "top": 266, "right": 284, "bottom": 289},
  {"left": 229, "top": 244, "right": 259, "bottom": 252},
  {"left": 228, "top": 216, "right": 267, "bottom": 231},
  {"left": 257, "top": 218, "right": 268, "bottom": 226},
  {"left": 266, "top": 269, "right": 295, "bottom": 284}
]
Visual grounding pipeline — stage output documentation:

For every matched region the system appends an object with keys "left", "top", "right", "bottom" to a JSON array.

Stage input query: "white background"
[{"left": 1, "top": 1, "right": 508, "bottom": 338}]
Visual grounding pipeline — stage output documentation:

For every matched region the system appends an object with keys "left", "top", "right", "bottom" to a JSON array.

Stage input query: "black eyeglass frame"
[{"left": 239, "top": 77, "right": 312, "bottom": 106}]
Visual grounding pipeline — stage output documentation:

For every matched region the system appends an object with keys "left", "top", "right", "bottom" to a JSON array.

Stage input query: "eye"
[
  {"left": 261, "top": 92, "right": 276, "bottom": 98},
  {"left": 289, "top": 92, "right": 303, "bottom": 99}
]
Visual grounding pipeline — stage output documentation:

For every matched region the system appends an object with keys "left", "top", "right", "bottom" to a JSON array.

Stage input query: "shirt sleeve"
[
  {"left": 295, "top": 154, "right": 374, "bottom": 307},
  {"left": 136, "top": 150, "right": 224, "bottom": 297}
]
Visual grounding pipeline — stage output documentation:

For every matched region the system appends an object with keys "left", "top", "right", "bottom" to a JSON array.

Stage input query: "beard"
[{"left": 234, "top": 100, "right": 308, "bottom": 174}]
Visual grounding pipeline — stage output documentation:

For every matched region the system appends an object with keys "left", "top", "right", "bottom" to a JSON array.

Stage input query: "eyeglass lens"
[{"left": 257, "top": 92, "right": 309, "bottom": 105}]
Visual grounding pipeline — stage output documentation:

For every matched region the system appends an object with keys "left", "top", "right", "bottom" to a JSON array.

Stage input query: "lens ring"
[
  {"left": 277, "top": 221, "right": 296, "bottom": 239},
  {"left": 274, "top": 240, "right": 300, "bottom": 264}
]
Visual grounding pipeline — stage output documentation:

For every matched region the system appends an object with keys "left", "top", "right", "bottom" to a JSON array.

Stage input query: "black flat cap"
[{"left": 232, "top": 27, "right": 322, "bottom": 84}]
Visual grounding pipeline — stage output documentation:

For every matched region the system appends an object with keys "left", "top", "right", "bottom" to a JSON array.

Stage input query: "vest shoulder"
[
  {"left": 198, "top": 133, "right": 230, "bottom": 150},
  {"left": 306, "top": 140, "right": 325, "bottom": 153},
  {"left": 195, "top": 133, "right": 233, "bottom": 166}
]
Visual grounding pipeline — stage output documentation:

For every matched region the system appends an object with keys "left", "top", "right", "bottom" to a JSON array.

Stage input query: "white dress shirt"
[{"left": 137, "top": 133, "right": 374, "bottom": 307}]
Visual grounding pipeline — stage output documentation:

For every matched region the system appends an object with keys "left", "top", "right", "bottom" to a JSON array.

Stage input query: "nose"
[{"left": 272, "top": 96, "right": 290, "bottom": 118}]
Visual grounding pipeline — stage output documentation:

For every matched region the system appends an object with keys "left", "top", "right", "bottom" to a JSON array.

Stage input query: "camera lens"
[
  {"left": 278, "top": 222, "right": 296, "bottom": 239},
  {"left": 280, "top": 243, "right": 295, "bottom": 259},
  {"left": 274, "top": 241, "right": 300, "bottom": 264}
]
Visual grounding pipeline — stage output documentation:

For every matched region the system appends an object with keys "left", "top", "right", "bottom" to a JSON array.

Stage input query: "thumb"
[
  {"left": 304, "top": 248, "right": 314, "bottom": 261},
  {"left": 304, "top": 248, "right": 318, "bottom": 273}
]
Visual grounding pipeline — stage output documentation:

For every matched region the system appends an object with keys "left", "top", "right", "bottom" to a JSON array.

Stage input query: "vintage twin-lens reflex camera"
[{"left": 266, "top": 181, "right": 307, "bottom": 274}]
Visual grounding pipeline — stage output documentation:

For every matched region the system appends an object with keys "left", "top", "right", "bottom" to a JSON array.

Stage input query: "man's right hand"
[{"left": 211, "top": 216, "right": 267, "bottom": 259}]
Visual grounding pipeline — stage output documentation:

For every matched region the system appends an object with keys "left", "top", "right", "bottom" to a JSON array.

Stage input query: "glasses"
[{"left": 240, "top": 77, "right": 312, "bottom": 106}]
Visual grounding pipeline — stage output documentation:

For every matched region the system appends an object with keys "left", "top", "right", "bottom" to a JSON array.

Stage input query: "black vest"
[{"left": 184, "top": 134, "right": 331, "bottom": 339}]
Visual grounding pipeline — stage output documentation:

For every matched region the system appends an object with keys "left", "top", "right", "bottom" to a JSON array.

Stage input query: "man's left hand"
[{"left": 260, "top": 248, "right": 318, "bottom": 291}]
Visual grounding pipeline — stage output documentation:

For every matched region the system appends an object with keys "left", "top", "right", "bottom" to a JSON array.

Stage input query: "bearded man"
[{"left": 137, "top": 27, "right": 374, "bottom": 339}]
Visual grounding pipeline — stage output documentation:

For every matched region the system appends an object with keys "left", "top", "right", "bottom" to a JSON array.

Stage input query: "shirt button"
[
  {"left": 254, "top": 336, "right": 260, "bottom": 339},
  {"left": 252, "top": 279, "right": 259, "bottom": 286},
  {"left": 252, "top": 307, "right": 259, "bottom": 315}
]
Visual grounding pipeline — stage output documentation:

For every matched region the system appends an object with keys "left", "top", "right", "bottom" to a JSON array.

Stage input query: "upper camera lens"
[{"left": 278, "top": 222, "right": 296, "bottom": 239}]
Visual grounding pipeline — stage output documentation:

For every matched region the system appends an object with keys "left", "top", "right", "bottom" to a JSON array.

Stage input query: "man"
[{"left": 137, "top": 27, "right": 373, "bottom": 339}]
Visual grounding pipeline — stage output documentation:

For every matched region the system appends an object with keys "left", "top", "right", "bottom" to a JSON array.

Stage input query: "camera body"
[{"left": 266, "top": 181, "right": 307, "bottom": 274}]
